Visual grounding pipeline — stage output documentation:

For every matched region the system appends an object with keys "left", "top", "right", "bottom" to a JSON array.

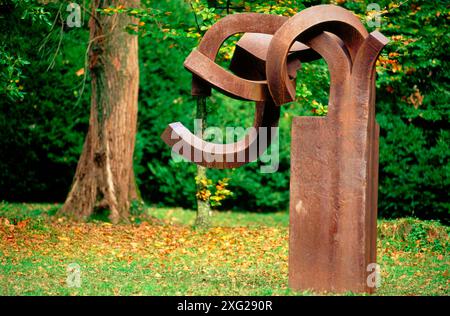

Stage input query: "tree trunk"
[
  {"left": 194, "top": 96, "right": 212, "bottom": 228},
  {"left": 60, "top": 0, "right": 140, "bottom": 224}
]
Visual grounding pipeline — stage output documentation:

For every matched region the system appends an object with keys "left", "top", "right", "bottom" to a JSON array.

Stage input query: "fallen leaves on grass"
[
  {"left": 0, "top": 213, "right": 448, "bottom": 296},
  {"left": 0, "top": 215, "right": 289, "bottom": 295}
]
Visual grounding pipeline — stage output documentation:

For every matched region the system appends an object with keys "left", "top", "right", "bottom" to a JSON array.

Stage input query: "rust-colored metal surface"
[
  {"left": 161, "top": 4, "right": 388, "bottom": 293},
  {"left": 162, "top": 12, "right": 298, "bottom": 168}
]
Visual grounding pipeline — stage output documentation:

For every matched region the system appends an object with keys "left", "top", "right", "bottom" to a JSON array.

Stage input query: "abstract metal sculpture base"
[
  {"left": 161, "top": 5, "right": 388, "bottom": 293},
  {"left": 289, "top": 117, "right": 380, "bottom": 293}
]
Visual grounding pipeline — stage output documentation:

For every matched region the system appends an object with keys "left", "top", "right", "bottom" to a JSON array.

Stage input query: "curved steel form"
[
  {"left": 161, "top": 4, "right": 388, "bottom": 294},
  {"left": 162, "top": 13, "right": 297, "bottom": 168}
]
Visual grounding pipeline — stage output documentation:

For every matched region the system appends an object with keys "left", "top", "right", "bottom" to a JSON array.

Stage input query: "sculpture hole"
[
  {"left": 287, "top": 58, "right": 330, "bottom": 117},
  {"left": 216, "top": 33, "right": 245, "bottom": 69}
]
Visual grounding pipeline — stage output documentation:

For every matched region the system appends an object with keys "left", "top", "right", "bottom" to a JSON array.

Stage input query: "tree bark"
[
  {"left": 60, "top": 0, "right": 140, "bottom": 224},
  {"left": 194, "top": 96, "right": 212, "bottom": 228}
]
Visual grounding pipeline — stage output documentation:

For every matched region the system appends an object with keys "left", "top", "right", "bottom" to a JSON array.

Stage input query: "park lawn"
[{"left": 0, "top": 202, "right": 448, "bottom": 296}]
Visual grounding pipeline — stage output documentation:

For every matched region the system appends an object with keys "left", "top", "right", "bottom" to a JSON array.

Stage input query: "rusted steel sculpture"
[{"left": 161, "top": 5, "right": 388, "bottom": 293}]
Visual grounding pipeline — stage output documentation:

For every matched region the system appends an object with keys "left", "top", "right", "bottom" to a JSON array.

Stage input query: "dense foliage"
[
  {"left": 0, "top": 0, "right": 89, "bottom": 200},
  {"left": 0, "top": 0, "right": 448, "bottom": 221}
]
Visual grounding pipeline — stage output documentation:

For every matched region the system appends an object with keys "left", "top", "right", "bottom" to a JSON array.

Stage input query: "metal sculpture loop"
[
  {"left": 161, "top": 4, "right": 388, "bottom": 293},
  {"left": 162, "top": 15, "right": 277, "bottom": 168},
  {"left": 162, "top": 5, "right": 387, "bottom": 169}
]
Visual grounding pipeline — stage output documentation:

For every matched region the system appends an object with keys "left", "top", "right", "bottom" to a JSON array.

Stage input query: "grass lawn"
[{"left": 0, "top": 202, "right": 448, "bottom": 296}]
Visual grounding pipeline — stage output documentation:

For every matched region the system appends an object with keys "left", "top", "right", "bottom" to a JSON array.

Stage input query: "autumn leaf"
[
  {"left": 16, "top": 219, "right": 30, "bottom": 229},
  {"left": 75, "top": 68, "right": 85, "bottom": 76}
]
